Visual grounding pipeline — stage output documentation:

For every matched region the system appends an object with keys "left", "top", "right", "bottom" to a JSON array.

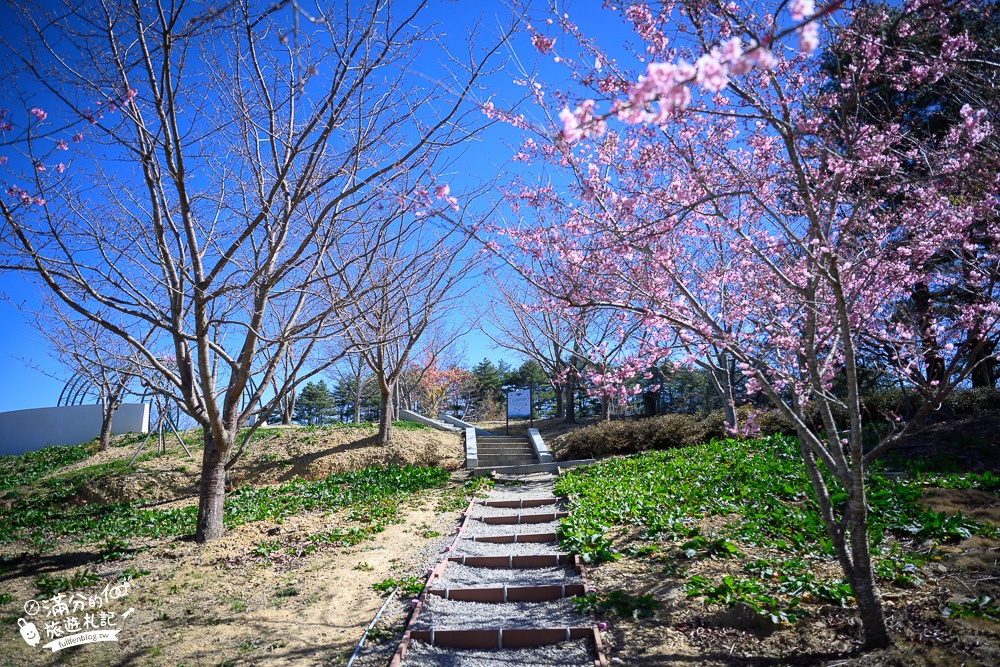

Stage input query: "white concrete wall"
[{"left": 0, "top": 404, "right": 149, "bottom": 456}]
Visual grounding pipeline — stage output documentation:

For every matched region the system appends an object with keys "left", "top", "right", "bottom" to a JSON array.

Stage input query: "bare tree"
[
  {"left": 484, "top": 278, "right": 642, "bottom": 421},
  {"left": 337, "top": 216, "right": 478, "bottom": 444},
  {"left": 483, "top": 278, "right": 572, "bottom": 418},
  {"left": 27, "top": 299, "right": 154, "bottom": 451},
  {"left": 0, "top": 1, "right": 512, "bottom": 541}
]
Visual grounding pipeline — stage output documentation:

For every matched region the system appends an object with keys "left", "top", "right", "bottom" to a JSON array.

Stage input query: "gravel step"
[
  {"left": 471, "top": 503, "right": 562, "bottom": 517},
  {"left": 411, "top": 597, "right": 587, "bottom": 632},
  {"left": 453, "top": 539, "right": 561, "bottom": 557},
  {"left": 478, "top": 497, "right": 558, "bottom": 508},
  {"left": 403, "top": 637, "right": 595, "bottom": 666},
  {"left": 434, "top": 563, "right": 582, "bottom": 589},
  {"left": 461, "top": 520, "right": 560, "bottom": 539}
]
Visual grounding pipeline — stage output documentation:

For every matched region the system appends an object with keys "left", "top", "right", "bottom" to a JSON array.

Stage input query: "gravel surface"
[
  {"left": 412, "top": 597, "right": 587, "bottom": 630},
  {"left": 453, "top": 539, "right": 563, "bottom": 557},
  {"left": 461, "top": 520, "right": 560, "bottom": 539},
  {"left": 433, "top": 563, "right": 582, "bottom": 588},
  {"left": 472, "top": 503, "right": 563, "bottom": 517},
  {"left": 403, "top": 638, "right": 594, "bottom": 667},
  {"left": 482, "top": 476, "right": 556, "bottom": 500}
]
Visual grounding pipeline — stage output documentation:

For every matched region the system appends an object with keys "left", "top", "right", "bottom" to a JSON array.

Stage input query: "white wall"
[{"left": 0, "top": 404, "right": 149, "bottom": 456}]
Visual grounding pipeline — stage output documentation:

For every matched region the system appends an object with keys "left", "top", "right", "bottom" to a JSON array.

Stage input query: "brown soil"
[
  {"left": 0, "top": 425, "right": 465, "bottom": 666},
  {"left": 588, "top": 516, "right": 1000, "bottom": 666}
]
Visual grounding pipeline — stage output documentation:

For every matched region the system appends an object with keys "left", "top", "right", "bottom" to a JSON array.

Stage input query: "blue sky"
[{"left": 0, "top": 0, "right": 647, "bottom": 411}]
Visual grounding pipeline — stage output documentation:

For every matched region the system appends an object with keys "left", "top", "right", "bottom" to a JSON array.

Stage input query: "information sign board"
[{"left": 506, "top": 389, "right": 531, "bottom": 418}]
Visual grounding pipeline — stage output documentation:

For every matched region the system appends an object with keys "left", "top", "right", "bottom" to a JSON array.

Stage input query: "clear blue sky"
[{"left": 0, "top": 0, "right": 640, "bottom": 411}]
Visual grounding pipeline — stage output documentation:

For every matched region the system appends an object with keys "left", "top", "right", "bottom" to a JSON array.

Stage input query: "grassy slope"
[{"left": 554, "top": 435, "right": 1000, "bottom": 665}]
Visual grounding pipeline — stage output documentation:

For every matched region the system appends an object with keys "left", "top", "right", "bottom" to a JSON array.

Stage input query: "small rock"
[
  {"left": 611, "top": 659, "right": 623, "bottom": 665},
  {"left": 935, "top": 563, "right": 948, "bottom": 574}
]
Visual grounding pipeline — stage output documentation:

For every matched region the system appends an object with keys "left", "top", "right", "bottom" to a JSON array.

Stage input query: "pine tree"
[{"left": 293, "top": 380, "right": 336, "bottom": 425}]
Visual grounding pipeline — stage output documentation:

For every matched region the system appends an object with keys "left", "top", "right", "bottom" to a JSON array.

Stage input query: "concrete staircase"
[{"left": 475, "top": 435, "right": 539, "bottom": 467}]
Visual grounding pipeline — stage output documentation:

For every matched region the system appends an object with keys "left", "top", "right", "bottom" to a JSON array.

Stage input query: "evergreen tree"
[{"left": 293, "top": 380, "right": 336, "bottom": 425}]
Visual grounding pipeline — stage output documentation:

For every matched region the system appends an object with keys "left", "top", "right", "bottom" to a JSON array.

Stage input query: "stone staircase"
[
  {"left": 475, "top": 435, "right": 539, "bottom": 467},
  {"left": 391, "top": 472, "right": 608, "bottom": 666}
]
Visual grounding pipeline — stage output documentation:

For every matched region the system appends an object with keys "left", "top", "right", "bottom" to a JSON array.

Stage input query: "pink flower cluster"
[
  {"left": 531, "top": 33, "right": 557, "bottom": 55},
  {"left": 559, "top": 100, "right": 605, "bottom": 143},
  {"left": 434, "top": 183, "right": 459, "bottom": 212},
  {"left": 790, "top": 0, "right": 820, "bottom": 53}
]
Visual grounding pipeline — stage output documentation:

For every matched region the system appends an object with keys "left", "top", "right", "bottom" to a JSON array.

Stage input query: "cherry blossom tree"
[
  {"left": 485, "top": 0, "right": 997, "bottom": 648},
  {"left": 0, "top": 0, "right": 511, "bottom": 541}
]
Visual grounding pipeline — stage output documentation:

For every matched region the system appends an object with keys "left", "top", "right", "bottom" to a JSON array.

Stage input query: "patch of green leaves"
[
  {"left": 686, "top": 574, "right": 809, "bottom": 624},
  {"left": 391, "top": 421, "right": 427, "bottom": 431},
  {"left": 0, "top": 464, "right": 448, "bottom": 548},
  {"left": 941, "top": 596, "right": 1000, "bottom": 622},
  {"left": 34, "top": 568, "right": 101, "bottom": 597},
  {"left": 554, "top": 436, "right": 993, "bottom": 565},
  {"left": 372, "top": 576, "right": 423, "bottom": 596},
  {"left": 573, "top": 589, "right": 659, "bottom": 619},
  {"left": 0, "top": 443, "right": 91, "bottom": 490}
]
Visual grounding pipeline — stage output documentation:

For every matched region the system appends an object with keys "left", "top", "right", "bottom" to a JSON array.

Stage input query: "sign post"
[{"left": 506, "top": 388, "right": 532, "bottom": 436}]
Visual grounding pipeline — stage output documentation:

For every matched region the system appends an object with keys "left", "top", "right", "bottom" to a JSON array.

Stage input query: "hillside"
[{"left": 0, "top": 424, "right": 466, "bottom": 666}]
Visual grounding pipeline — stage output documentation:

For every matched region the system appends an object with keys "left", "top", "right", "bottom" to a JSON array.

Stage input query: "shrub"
[{"left": 561, "top": 413, "right": 725, "bottom": 460}]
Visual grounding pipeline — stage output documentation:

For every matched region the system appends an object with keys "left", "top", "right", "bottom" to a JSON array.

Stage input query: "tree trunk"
[
  {"left": 98, "top": 403, "right": 114, "bottom": 452},
  {"left": 913, "top": 281, "right": 946, "bottom": 387},
  {"left": 195, "top": 428, "right": 228, "bottom": 543},
  {"left": 354, "top": 371, "right": 363, "bottom": 423},
  {"left": 281, "top": 388, "right": 295, "bottom": 425},
  {"left": 968, "top": 335, "right": 997, "bottom": 388},
  {"left": 565, "top": 379, "right": 576, "bottom": 423},
  {"left": 600, "top": 397, "right": 611, "bottom": 421},
  {"left": 553, "top": 382, "right": 564, "bottom": 419},
  {"left": 797, "top": 429, "right": 891, "bottom": 650},
  {"left": 377, "top": 384, "right": 395, "bottom": 445}
]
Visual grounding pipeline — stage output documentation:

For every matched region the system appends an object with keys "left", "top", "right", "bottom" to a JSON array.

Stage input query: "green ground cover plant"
[
  {"left": 555, "top": 436, "right": 996, "bottom": 623},
  {"left": 372, "top": 576, "right": 423, "bottom": 596},
  {"left": 0, "top": 443, "right": 92, "bottom": 491},
  {"left": 1, "top": 464, "right": 449, "bottom": 549},
  {"left": 574, "top": 589, "right": 660, "bottom": 619}
]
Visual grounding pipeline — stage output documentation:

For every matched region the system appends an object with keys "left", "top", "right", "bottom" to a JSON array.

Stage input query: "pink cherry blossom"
[{"left": 29, "top": 107, "right": 47, "bottom": 121}]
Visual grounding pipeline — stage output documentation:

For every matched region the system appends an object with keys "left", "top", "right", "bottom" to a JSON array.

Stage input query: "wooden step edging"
[
  {"left": 467, "top": 531, "right": 557, "bottom": 543},
  {"left": 446, "top": 553, "right": 571, "bottom": 568},
  {"left": 478, "top": 497, "right": 558, "bottom": 508},
  {"left": 408, "top": 625, "right": 598, "bottom": 649},
  {"left": 427, "top": 583, "right": 586, "bottom": 602},
  {"left": 476, "top": 511, "right": 568, "bottom": 525}
]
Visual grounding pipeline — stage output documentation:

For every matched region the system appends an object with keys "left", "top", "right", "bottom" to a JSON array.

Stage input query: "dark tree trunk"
[
  {"left": 565, "top": 379, "right": 576, "bottom": 423},
  {"left": 377, "top": 384, "right": 395, "bottom": 445},
  {"left": 98, "top": 404, "right": 114, "bottom": 452},
  {"left": 798, "top": 431, "right": 891, "bottom": 650},
  {"left": 195, "top": 428, "right": 228, "bottom": 543},
  {"left": 913, "top": 281, "right": 946, "bottom": 387},
  {"left": 553, "top": 382, "right": 564, "bottom": 419},
  {"left": 968, "top": 336, "right": 997, "bottom": 388},
  {"left": 280, "top": 388, "right": 295, "bottom": 425}
]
